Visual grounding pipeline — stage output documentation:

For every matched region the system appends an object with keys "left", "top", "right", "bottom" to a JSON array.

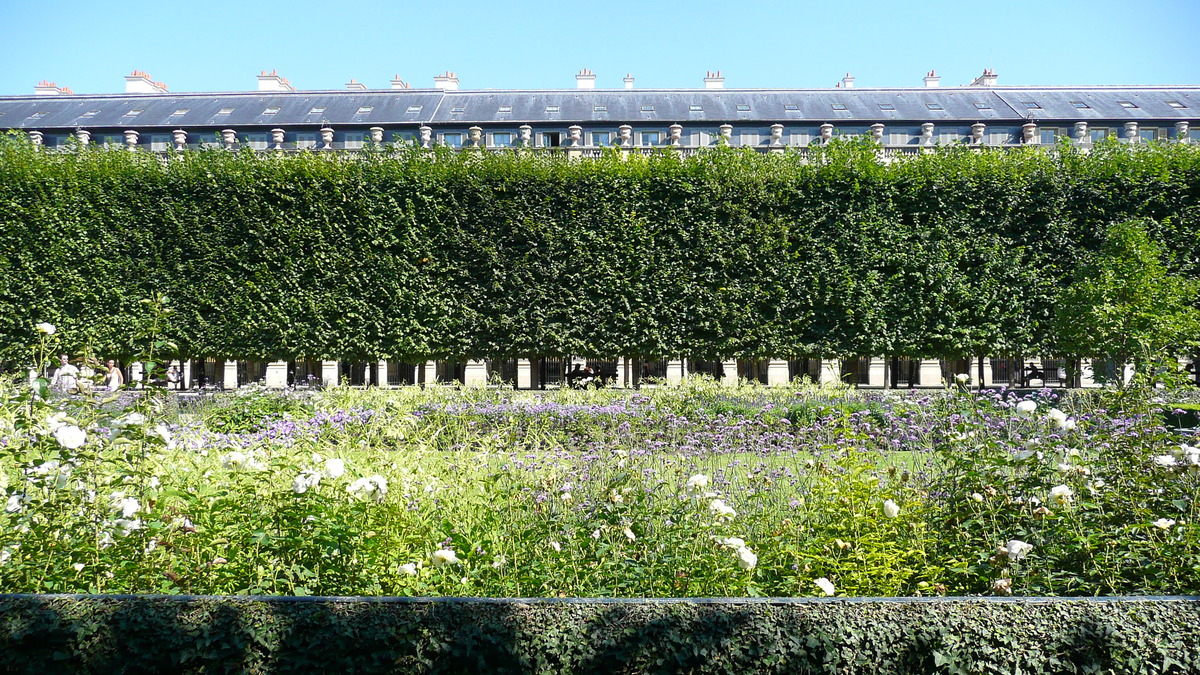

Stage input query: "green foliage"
[
  {"left": 0, "top": 595, "right": 1196, "bottom": 674},
  {"left": 200, "top": 385, "right": 316, "bottom": 433},
  {"left": 1053, "top": 219, "right": 1200, "bottom": 385},
  {"left": 2, "top": 137, "right": 1199, "bottom": 365}
]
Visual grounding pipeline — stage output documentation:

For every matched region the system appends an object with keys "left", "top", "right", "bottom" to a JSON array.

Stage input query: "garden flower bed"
[{"left": 1, "top": 378, "right": 1196, "bottom": 599}]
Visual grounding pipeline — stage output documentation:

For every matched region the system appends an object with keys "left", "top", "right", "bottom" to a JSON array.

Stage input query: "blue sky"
[{"left": 2, "top": 0, "right": 1197, "bottom": 96}]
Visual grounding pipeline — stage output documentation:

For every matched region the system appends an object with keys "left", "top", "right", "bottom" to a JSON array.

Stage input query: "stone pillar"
[
  {"left": 172, "top": 129, "right": 187, "bottom": 150},
  {"left": 1175, "top": 121, "right": 1190, "bottom": 142},
  {"left": 319, "top": 127, "right": 334, "bottom": 150},
  {"left": 424, "top": 360, "right": 439, "bottom": 384},
  {"left": 819, "top": 359, "right": 839, "bottom": 385},
  {"left": 980, "top": 357, "right": 995, "bottom": 387},
  {"left": 124, "top": 130, "right": 139, "bottom": 151},
  {"left": 76, "top": 129, "right": 91, "bottom": 146},
  {"left": 321, "top": 361, "right": 340, "bottom": 387},
  {"left": 614, "top": 358, "right": 630, "bottom": 388},
  {"left": 464, "top": 360, "right": 488, "bottom": 387},
  {"left": 919, "top": 359, "right": 942, "bottom": 388},
  {"left": 129, "top": 362, "right": 144, "bottom": 388},
  {"left": 221, "top": 129, "right": 237, "bottom": 150},
  {"left": 867, "top": 358, "right": 886, "bottom": 388},
  {"left": 271, "top": 128, "right": 285, "bottom": 150},
  {"left": 223, "top": 361, "right": 239, "bottom": 389},
  {"left": 517, "top": 359, "right": 534, "bottom": 389},
  {"left": 264, "top": 361, "right": 288, "bottom": 388},
  {"left": 181, "top": 359, "right": 193, "bottom": 389},
  {"left": 721, "top": 359, "right": 739, "bottom": 387},
  {"left": 666, "top": 359, "right": 685, "bottom": 385},
  {"left": 767, "top": 359, "right": 790, "bottom": 386},
  {"left": 1078, "top": 358, "right": 1097, "bottom": 388},
  {"left": 376, "top": 360, "right": 388, "bottom": 387},
  {"left": 28, "top": 130, "right": 43, "bottom": 146}
]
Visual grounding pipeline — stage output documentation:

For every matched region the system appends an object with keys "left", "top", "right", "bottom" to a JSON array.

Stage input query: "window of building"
[
  {"left": 442, "top": 132, "right": 462, "bottom": 148},
  {"left": 736, "top": 104, "right": 751, "bottom": 112},
  {"left": 889, "top": 130, "right": 912, "bottom": 144},
  {"left": 1166, "top": 100, "right": 1187, "bottom": 109},
  {"left": 640, "top": 105, "right": 654, "bottom": 112},
  {"left": 938, "top": 131, "right": 960, "bottom": 143},
  {"left": 878, "top": 103, "right": 895, "bottom": 111},
  {"left": 450, "top": 106, "right": 464, "bottom": 113},
  {"left": 124, "top": 109, "right": 144, "bottom": 117},
  {"left": 356, "top": 106, "right": 374, "bottom": 115},
  {"left": 784, "top": 104, "right": 799, "bottom": 111},
  {"left": 541, "top": 132, "right": 560, "bottom": 147},
  {"left": 1118, "top": 101, "right": 1138, "bottom": 109},
  {"left": 1090, "top": 128, "right": 1109, "bottom": 142},
  {"left": 593, "top": 105, "right": 607, "bottom": 112},
  {"left": 831, "top": 103, "right": 847, "bottom": 111},
  {"left": 640, "top": 131, "right": 660, "bottom": 146},
  {"left": 1140, "top": 128, "right": 1159, "bottom": 142},
  {"left": 28, "top": 112, "right": 46, "bottom": 120},
  {"left": 973, "top": 102, "right": 991, "bottom": 110},
  {"left": 926, "top": 102, "right": 944, "bottom": 110},
  {"left": 1021, "top": 101, "right": 1041, "bottom": 109},
  {"left": 492, "top": 132, "right": 512, "bottom": 147},
  {"left": 262, "top": 107, "right": 281, "bottom": 116},
  {"left": 341, "top": 132, "right": 363, "bottom": 149},
  {"left": 295, "top": 132, "right": 317, "bottom": 149},
  {"left": 689, "top": 105, "right": 703, "bottom": 112},
  {"left": 545, "top": 105, "right": 560, "bottom": 113},
  {"left": 101, "top": 135, "right": 123, "bottom": 147},
  {"left": 217, "top": 107, "right": 235, "bottom": 115},
  {"left": 170, "top": 109, "right": 189, "bottom": 116},
  {"left": 149, "top": 134, "right": 170, "bottom": 151},
  {"left": 242, "top": 133, "right": 268, "bottom": 150},
  {"left": 80, "top": 110, "right": 100, "bottom": 118},
  {"left": 592, "top": 131, "right": 611, "bottom": 146},
  {"left": 1070, "top": 101, "right": 1090, "bottom": 109},
  {"left": 498, "top": 105, "right": 512, "bottom": 113},
  {"left": 1040, "top": 128, "right": 1065, "bottom": 144},
  {"left": 405, "top": 105, "right": 423, "bottom": 114},
  {"left": 308, "top": 106, "right": 326, "bottom": 115}
]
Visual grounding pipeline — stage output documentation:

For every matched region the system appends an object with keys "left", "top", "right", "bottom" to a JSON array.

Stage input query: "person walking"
[{"left": 104, "top": 359, "right": 124, "bottom": 392}]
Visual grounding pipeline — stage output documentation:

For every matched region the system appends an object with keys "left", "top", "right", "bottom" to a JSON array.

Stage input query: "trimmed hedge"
[
  {"left": 2, "top": 138, "right": 1199, "bottom": 363},
  {"left": 0, "top": 595, "right": 1197, "bottom": 674}
]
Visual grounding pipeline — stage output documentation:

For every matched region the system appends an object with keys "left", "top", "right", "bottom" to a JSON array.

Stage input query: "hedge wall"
[
  {"left": 2, "top": 138, "right": 1199, "bottom": 364},
  {"left": 0, "top": 595, "right": 1197, "bottom": 674}
]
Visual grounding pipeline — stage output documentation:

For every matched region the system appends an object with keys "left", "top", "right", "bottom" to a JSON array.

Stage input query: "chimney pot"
[
  {"left": 576, "top": 68, "right": 596, "bottom": 89},
  {"left": 624, "top": 74, "right": 635, "bottom": 90},
  {"left": 258, "top": 71, "right": 295, "bottom": 92},
  {"left": 924, "top": 70, "right": 940, "bottom": 88},
  {"left": 841, "top": 73, "right": 855, "bottom": 88},
  {"left": 434, "top": 72, "right": 460, "bottom": 90},
  {"left": 704, "top": 70, "right": 725, "bottom": 89}
]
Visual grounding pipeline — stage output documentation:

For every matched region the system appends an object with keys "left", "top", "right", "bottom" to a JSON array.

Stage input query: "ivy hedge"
[
  {"left": 2, "top": 138, "right": 1198, "bottom": 364},
  {"left": 0, "top": 595, "right": 1196, "bottom": 673}
]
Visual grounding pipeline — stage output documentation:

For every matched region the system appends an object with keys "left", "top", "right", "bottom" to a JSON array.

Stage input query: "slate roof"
[{"left": 1, "top": 87, "right": 1195, "bottom": 130}]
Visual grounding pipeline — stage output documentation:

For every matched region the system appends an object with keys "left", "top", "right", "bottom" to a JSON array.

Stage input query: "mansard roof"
[{"left": 1, "top": 86, "right": 1195, "bottom": 130}]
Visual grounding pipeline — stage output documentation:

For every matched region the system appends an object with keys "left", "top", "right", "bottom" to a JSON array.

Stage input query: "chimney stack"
[
  {"left": 125, "top": 70, "right": 168, "bottom": 94},
  {"left": 257, "top": 70, "right": 295, "bottom": 92},
  {"left": 923, "top": 70, "right": 940, "bottom": 88},
  {"left": 434, "top": 72, "right": 459, "bottom": 90},
  {"left": 969, "top": 68, "right": 998, "bottom": 87},
  {"left": 34, "top": 80, "right": 71, "bottom": 96},
  {"left": 576, "top": 68, "right": 596, "bottom": 89},
  {"left": 624, "top": 73, "right": 635, "bottom": 90},
  {"left": 841, "top": 73, "right": 855, "bottom": 88},
  {"left": 345, "top": 79, "right": 368, "bottom": 91},
  {"left": 390, "top": 74, "right": 410, "bottom": 89},
  {"left": 704, "top": 71, "right": 724, "bottom": 89}
]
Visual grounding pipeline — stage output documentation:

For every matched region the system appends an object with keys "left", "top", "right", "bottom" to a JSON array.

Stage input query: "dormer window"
[
  {"left": 593, "top": 105, "right": 607, "bottom": 112},
  {"left": 170, "top": 109, "right": 189, "bottom": 116},
  {"left": 878, "top": 103, "right": 895, "bottom": 111},
  {"left": 831, "top": 103, "right": 847, "bottom": 111},
  {"left": 217, "top": 108, "right": 235, "bottom": 115},
  {"left": 1070, "top": 101, "right": 1090, "bottom": 109},
  {"left": 1118, "top": 101, "right": 1138, "bottom": 109},
  {"left": 925, "top": 102, "right": 943, "bottom": 111},
  {"left": 784, "top": 104, "right": 799, "bottom": 111},
  {"left": 545, "top": 105, "right": 560, "bottom": 113},
  {"left": 124, "top": 109, "right": 144, "bottom": 117},
  {"left": 1021, "top": 101, "right": 1041, "bottom": 109},
  {"left": 973, "top": 102, "right": 991, "bottom": 110},
  {"left": 450, "top": 106, "right": 464, "bottom": 113},
  {"left": 498, "top": 105, "right": 512, "bottom": 113},
  {"left": 308, "top": 106, "right": 326, "bottom": 115},
  {"left": 640, "top": 105, "right": 654, "bottom": 112},
  {"left": 405, "top": 105, "right": 423, "bottom": 114},
  {"left": 736, "top": 104, "right": 751, "bottom": 112},
  {"left": 356, "top": 106, "right": 374, "bottom": 115},
  {"left": 262, "top": 107, "right": 281, "bottom": 115},
  {"left": 80, "top": 110, "right": 100, "bottom": 118},
  {"left": 28, "top": 112, "right": 47, "bottom": 120},
  {"left": 689, "top": 105, "right": 703, "bottom": 112},
  {"left": 1166, "top": 100, "right": 1187, "bottom": 109}
]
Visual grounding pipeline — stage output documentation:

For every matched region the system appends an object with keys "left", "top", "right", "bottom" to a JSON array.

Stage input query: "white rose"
[
  {"left": 292, "top": 469, "right": 322, "bottom": 494},
  {"left": 1152, "top": 518, "right": 1176, "bottom": 530},
  {"left": 709, "top": 499, "right": 737, "bottom": 519},
  {"left": 1015, "top": 400, "right": 1037, "bottom": 417},
  {"left": 882, "top": 499, "right": 900, "bottom": 518},
  {"left": 686, "top": 474, "right": 710, "bottom": 489},
  {"left": 35, "top": 323, "right": 56, "bottom": 335},
  {"left": 736, "top": 546, "right": 758, "bottom": 570},
  {"left": 1005, "top": 539, "right": 1034, "bottom": 561},
  {"left": 323, "top": 458, "right": 346, "bottom": 479},
  {"left": 399, "top": 563, "right": 419, "bottom": 576},
  {"left": 1048, "top": 484, "right": 1074, "bottom": 506},
  {"left": 814, "top": 577, "right": 836, "bottom": 596},
  {"left": 431, "top": 549, "right": 459, "bottom": 567},
  {"left": 53, "top": 425, "right": 87, "bottom": 450}
]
